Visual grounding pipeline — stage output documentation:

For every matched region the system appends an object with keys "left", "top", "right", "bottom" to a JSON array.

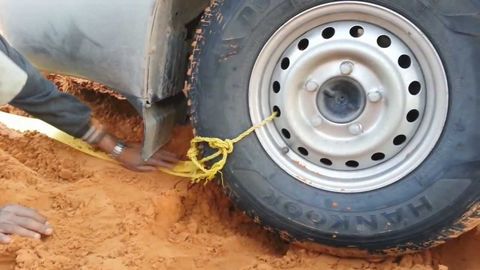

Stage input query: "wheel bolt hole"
[
  {"left": 409, "top": 81, "right": 422, "bottom": 95},
  {"left": 281, "top": 129, "right": 291, "bottom": 139},
  {"left": 281, "top": 57, "right": 290, "bottom": 70},
  {"left": 273, "top": 106, "right": 281, "bottom": 117},
  {"left": 273, "top": 81, "right": 281, "bottom": 93},
  {"left": 298, "top": 147, "right": 309, "bottom": 156},
  {"left": 377, "top": 35, "right": 391, "bottom": 48},
  {"left": 393, "top": 135, "right": 407, "bottom": 146},
  {"left": 320, "top": 158, "right": 333, "bottom": 166},
  {"left": 298, "top": 38, "right": 309, "bottom": 51},
  {"left": 350, "top": 26, "right": 364, "bottom": 38},
  {"left": 407, "top": 109, "right": 420, "bottom": 123},
  {"left": 346, "top": 160, "right": 359, "bottom": 168},
  {"left": 398, "top": 55, "right": 412, "bottom": 69},
  {"left": 371, "top": 153, "right": 386, "bottom": 161},
  {"left": 322, "top": 27, "right": 335, "bottom": 39}
]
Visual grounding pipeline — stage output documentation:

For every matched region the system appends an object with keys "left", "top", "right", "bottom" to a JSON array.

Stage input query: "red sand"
[{"left": 0, "top": 76, "right": 477, "bottom": 270}]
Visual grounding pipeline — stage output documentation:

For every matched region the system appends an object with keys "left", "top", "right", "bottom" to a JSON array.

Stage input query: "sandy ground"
[{"left": 0, "top": 76, "right": 478, "bottom": 270}]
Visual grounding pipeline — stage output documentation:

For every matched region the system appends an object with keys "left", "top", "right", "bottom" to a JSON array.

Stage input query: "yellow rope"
[
  {"left": 168, "top": 112, "right": 277, "bottom": 183},
  {"left": 0, "top": 111, "right": 277, "bottom": 184}
]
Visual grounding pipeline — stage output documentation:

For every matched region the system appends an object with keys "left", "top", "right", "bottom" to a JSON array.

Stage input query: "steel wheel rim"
[{"left": 249, "top": 1, "right": 448, "bottom": 193}]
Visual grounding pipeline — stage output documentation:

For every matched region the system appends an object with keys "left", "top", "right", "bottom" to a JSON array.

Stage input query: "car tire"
[{"left": 187, "top": 0, "right": 480, "bottom": 255}]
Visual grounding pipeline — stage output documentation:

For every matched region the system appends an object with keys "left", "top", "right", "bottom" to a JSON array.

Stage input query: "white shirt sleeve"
[{"left": 0, "top": 51, "right": 27, "bottom": 105}]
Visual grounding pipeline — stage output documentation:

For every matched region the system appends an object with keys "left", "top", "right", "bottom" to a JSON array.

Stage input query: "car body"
[{"left": 0, "top": 0, "right": 209, "bottom": 158}]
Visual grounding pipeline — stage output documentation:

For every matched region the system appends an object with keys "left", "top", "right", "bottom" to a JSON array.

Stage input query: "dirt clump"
[{"left": 0, "top": 76, "right": 477, "bottom": 269}]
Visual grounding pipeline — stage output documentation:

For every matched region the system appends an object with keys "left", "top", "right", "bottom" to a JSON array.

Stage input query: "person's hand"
[
  {"left": 0, "top": 204, "right": 53, "bottom": 244},
  {"left": 95, "top": 133, "right": 179, "bottom": 172},
  {"left": 116, "top": 144, "right": 179, "bottom": 172}
]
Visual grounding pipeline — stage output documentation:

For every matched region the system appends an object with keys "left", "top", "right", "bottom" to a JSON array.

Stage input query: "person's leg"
[{"left": 0, "top": 35, "right": 92, "bottom": 138}]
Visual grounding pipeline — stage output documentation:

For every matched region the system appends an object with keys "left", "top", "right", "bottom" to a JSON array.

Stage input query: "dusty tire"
[{"left": 188, "top": 0, "right": 480, "bottom": 254}]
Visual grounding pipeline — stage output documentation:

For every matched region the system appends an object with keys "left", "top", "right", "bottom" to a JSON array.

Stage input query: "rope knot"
[
  {"left": 172, "top": 112, "right": 277, "bottom": 184},
  {"left": 223, "top": 139, "right": 235, "bottom": 153},
  {"left": 203, "top": 138, "right": 234, "bottom": 155}
]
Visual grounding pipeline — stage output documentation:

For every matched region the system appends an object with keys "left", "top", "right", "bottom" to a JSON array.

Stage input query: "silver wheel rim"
[{"left": 249, "top": 1, "right": 448, "bottom": 193}]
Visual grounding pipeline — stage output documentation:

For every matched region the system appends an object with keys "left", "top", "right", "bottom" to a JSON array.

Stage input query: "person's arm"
[
  {"left": 0, "top": 35, "right": 92, "bottom": 138},
  {"left": 0, "top": 35, "right": 177, "bottom": 171}
]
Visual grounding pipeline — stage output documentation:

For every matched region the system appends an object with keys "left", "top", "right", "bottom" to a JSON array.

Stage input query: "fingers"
[
  {"left": 162, "top": 155, "right": 180, "bottom": 164},
  {"left": 125, "top": 161, "right": 173, "bottom": 172},
  {"left": 149, "top": 150, "right": 180, "bottom": 168},
  {"left": 135, "top": 166, "right": 158, "bottom": 172},
  {"left": 12, "top": 226, "right": 41, "bottom": 239},
  {"left": 0, "top": 205, "right": 52, "bottom": 243},
  {"left": 0, "top": 233, "right": 11, "bottom": 244},
  {"left": 15, "top": 217, "right": 53, "bottom": 236},
  {"left": 146, "top": 158, "right": 176, "bottom": 169},
  {"left": 4, "top": 205, "right": 47, "bottom": 224},
  {"left": 117, "top": 146, "right": 179, "bottom": 172},
  {"left": 0, "top": 223, "right": 41, "bottom": 239},
  {"left": 153, "top": 150, "right": 179, "bottom": 162}
]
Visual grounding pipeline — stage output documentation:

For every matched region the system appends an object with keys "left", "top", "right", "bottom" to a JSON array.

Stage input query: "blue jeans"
[{"left": 0, "top": 35, "right": 91, "bottom": 138}]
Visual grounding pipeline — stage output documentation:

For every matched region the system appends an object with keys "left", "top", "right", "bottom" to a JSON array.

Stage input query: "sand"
[{"left": 0, "top": 76, "right": 477, "bottom": 270}]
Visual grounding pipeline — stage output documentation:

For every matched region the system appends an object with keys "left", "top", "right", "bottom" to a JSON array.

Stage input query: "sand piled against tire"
[{"left": 0, "top": 76, "right": 477, "bottom": 270}]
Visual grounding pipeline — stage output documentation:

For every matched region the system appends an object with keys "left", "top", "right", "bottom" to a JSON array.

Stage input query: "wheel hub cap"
[{"left": 317, "top": 77, "right": 366, "bottom": 124}]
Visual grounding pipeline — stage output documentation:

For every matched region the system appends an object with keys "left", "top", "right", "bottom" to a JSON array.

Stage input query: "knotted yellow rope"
[
  {"left": 0, "top": 111, "right": 277, "bottom": 184},
  {"left": 167, "top": 112, "right": 277, "bottom": 183}
]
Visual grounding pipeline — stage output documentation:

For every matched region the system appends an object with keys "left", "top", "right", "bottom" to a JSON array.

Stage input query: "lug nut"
[
  {"left": 311, "top": 115, "right": 323, "bottom": 127},
  {"left": 305, "top": 80, "right": 320, "bottom": 92},
  {"left": 340, "top": 61, "right": 354, "bottom": 75},
  {"left": 368, "top": 90, "right": 383, "bottom": 103},
  {"left": 349, "top": 123, "right": 364, "bottom": 135}
]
